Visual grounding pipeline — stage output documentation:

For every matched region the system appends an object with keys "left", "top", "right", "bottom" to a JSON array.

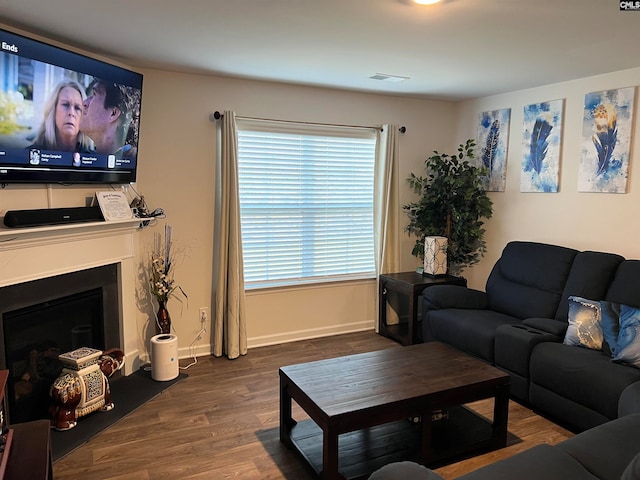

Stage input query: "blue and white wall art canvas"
[
  {"left": 578, "top": 87, "right": 635, "bottom": 193},
  {"left": 521, "top": 99, "right": 564, "bottom": 192},
  {"left": 477, "top": 108, "right": 510, "bottom": 191}
]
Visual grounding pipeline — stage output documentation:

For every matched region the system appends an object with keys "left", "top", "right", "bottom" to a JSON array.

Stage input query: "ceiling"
[{"left": 1, "top": 0, "right": 639, "bottom": 101}]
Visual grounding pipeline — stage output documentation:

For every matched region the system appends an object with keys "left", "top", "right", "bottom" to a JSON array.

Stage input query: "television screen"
[{"left": 0, "top": 28, "right": 143, "bottom": 184}]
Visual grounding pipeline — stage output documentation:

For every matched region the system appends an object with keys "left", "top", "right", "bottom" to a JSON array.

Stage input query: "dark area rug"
[{"left": 51, "top": 368, "right": 187, "bottom": 462}]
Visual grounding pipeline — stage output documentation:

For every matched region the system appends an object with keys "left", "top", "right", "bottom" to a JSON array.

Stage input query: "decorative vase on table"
[
  {"left": 156, "top": 301, "right": 171, "bottom": 335},
  {"left": 424, "top": 236, "right": 448, "bottom": 276}
]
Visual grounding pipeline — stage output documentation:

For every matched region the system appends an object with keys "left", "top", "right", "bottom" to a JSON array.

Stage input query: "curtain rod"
[{"left": 209, "top": 111, "right": 406, "bottom": 133}]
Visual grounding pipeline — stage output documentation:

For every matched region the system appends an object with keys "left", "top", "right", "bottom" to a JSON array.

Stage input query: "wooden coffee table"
[{"left": 279, "top": 342, "right": 510, "bottom": 480}]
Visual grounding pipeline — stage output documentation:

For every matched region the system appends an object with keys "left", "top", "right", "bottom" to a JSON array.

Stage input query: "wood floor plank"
[{"left": 52, "top": 332, "right": 572, "bottom": 480}]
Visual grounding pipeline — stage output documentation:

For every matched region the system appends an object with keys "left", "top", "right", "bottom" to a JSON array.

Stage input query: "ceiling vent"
[{"left": 369, "top": 73, "right": 410, "bottom": 83}]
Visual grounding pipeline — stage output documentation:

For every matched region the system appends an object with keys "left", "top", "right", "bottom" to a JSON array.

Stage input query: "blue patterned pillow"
[
  {"left": 613, "top": 304, "right": 640, "bottom": 368},
  {"left": 600, "top": 301, "right": 621, "bottom": 356},
  {"left": 563, "top": 296, "right": 603, "bottom": 350}
]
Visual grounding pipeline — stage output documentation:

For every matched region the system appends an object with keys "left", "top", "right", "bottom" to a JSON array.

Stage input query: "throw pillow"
[
  {"left": 612, "top": 304, "right": 640, "bottom": 368},
  {"left": 600, "top": 301, "right": 621, "bottom": 357},
  {"left": 563, "top": 296, "right": 603, "bottom": 350}
]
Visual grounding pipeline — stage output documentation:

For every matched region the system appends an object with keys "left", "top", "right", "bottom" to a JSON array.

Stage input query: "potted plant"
[
  {"left": 149, "top": 224, "right": 187, "bottom": 335},
  {"left": 403, "top": 139, "right": 493, "bottom": 276}
]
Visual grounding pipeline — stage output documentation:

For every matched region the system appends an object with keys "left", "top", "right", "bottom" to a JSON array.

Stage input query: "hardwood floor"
[{"left": 52, "top": 332, "right": 573, "bottom": 479}]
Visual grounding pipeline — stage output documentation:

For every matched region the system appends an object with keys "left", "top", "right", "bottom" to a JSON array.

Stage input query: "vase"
[
  {"left": 156, "top": 301, "right": 171, "bottom": 335},
  {"left": 424, "top": 236, "right": 448, "bottom": 276}
]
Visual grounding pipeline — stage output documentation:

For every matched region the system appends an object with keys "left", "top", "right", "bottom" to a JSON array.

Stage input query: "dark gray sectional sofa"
[
  {"left": 370, "top": 242, "right": 640, "bottom": 479},
  {"left": 454, "top": 412, "right": 640, "bottom": 480},
  {"left": 370, "top": 413, "right": 640, "bottom": 479},
  {"left": 421, "top": 241, "right": 640, "bottom": 433}
]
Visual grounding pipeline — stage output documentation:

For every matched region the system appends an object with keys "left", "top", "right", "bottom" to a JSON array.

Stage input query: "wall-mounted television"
[{"left": 0, "top": 27, "right": 143, "bottom": 185}]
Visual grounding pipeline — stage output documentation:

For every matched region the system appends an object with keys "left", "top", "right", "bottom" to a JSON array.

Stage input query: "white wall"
[
  {"left": 7, "top": 24, "right": 638, "bottom": 358},
  {"left": 455, "top": 68, "right": 640, "bottom": 290},
  {"left": 0, "top": 23, "right": 459, "bottom": 358},
  {"left": 135, "top": 71, "right": 457, "bottom": 352}
]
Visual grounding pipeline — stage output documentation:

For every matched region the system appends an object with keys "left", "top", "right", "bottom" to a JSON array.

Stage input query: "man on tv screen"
[{"left": 81, "top": 79, "right": 139, "bottom": 157}]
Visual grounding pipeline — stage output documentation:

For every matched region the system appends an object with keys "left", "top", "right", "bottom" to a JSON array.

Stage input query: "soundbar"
[{"left": 3, "top": 206, "right": 104, "bottom": 228}]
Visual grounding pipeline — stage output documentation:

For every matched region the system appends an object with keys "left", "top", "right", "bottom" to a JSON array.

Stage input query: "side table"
[
  {"left": 5, "top": 420, "right": 52, "bottom": 480},
  {"left": 378, "top": 272, "right": 466, "bottom": 345}
]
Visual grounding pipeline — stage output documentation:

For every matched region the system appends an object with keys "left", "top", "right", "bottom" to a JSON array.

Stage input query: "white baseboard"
[
  {"left": 131, "top": 321, "right": 375, "bottom": 368},
  {"left": 123, "top": 350, "right": 142, "bottom": 375},
  {"left": 178, "top": 343, "right": 213, "bottom": 359},
  {"left": 247, "top": 320, "right": 376, "bottom": 349}
]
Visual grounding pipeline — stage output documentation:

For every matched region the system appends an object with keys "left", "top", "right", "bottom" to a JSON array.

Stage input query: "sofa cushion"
[
  {"left": 530, "top": 382, "right": 609, "bottom": 431},
  {"left": 422, "top": 285, "right": 488, "bottom": 310},
  {"left": 621, "top": 451, "right": 640, "bottom": 480},
  {"left": 563, "top": 296, "right": 603, "bottom": 351},
  {"left": 522, "top": 317, "right": 567, "bottom": 337},
  {"left": 456, "top": 444, "right": 597, "bottom": 480},
  {"left": 369, "top": 461, "right": 443, "bottom": 480},
  {"left": 530, "top": 342, "right": 640, "bottom": 420},
  {"left": 495, "top": 324, "right": 558, "bottom": 385},
  {"left": 555, "top": 251, "right": 624, "bottom": 321},
  {"left": 485, "top": 242, "right": 577, "bottom": 320},
  {"left": 605, "top": 260, "right": 640, "bottom": 308},
  {"left": 619, "top": 380, "right": 640, "bottom": 416},
  {"left": 424, "top": 309, "right": 519, "bottom": 362},
  {"left": 558, "top": 413, "right": 640, "bottom": 480}
]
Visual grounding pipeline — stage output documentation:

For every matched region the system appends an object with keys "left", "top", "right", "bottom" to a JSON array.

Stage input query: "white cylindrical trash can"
[{"left": 150, "top": 334, "right": 179, "bottom": 381}]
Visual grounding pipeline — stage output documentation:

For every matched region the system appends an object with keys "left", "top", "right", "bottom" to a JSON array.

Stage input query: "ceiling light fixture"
[{"left": 413, "top": 0, "right": 442, "bottom": 4}]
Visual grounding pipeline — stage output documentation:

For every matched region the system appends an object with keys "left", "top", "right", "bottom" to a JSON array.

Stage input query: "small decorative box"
[{"left": 58, "top": 347, "right": 103, "bottom": 371}]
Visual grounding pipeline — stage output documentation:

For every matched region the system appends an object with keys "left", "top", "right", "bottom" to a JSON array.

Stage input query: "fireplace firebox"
[{"left": 0, "top": 264, "right": 121, "bottom": 424}]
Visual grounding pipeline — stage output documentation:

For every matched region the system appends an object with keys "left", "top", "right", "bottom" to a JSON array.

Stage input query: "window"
[{"left": 237, "top": 119, "right": 377, "bottom": 288}]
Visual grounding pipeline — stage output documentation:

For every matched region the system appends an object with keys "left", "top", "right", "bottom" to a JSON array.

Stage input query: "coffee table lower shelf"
[{"left": 287, "top": 406, "right": 499, "bottom": 480}]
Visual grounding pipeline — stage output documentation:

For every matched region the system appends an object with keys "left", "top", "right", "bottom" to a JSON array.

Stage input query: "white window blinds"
[{"left": 237, "top": 119, "right": 377, "bottom": 288}]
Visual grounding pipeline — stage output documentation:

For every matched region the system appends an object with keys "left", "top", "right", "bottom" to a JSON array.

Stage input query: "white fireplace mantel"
[
  {"left": 0, "top": 218, "right": 143, "bottom": 374},
  {"left": 0, "top": 218, "right": 143, "bottom": 253}
]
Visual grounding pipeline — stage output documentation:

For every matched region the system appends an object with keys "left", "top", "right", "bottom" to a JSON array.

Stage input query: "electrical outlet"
[
  {"left": 194, "top": 307, "right": 209, "bottom": 342},
  {"left": 199, "top": 307, "right": 209, "bottom": 329}
]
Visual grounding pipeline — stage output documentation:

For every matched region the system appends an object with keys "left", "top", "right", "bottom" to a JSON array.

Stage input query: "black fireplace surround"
[{"left": 0, "top": 264, "right": 121, "bottom": 424}]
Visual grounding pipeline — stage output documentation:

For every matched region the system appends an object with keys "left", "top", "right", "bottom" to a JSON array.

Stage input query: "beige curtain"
[
  {"left": 213, "top": 110, "right": 247, "bottom": 359},
  {"left": 374, "top": 124, "right": 401, "bottom": 328}
]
